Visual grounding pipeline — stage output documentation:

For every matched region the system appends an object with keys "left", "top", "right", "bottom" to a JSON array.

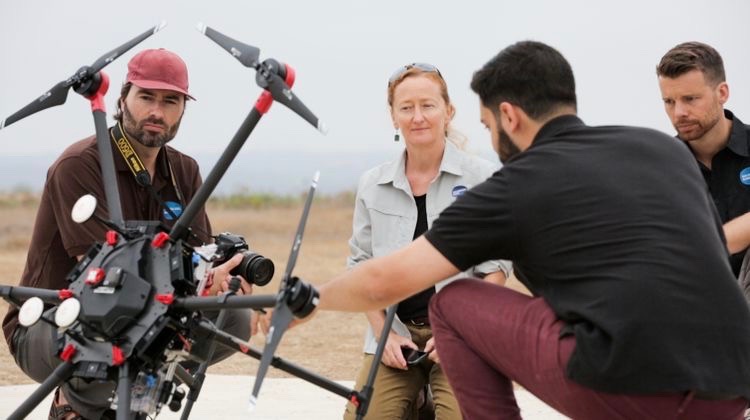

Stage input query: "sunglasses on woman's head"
[{"left": 388, "top": 63, "right": 442, "bottom": 86}]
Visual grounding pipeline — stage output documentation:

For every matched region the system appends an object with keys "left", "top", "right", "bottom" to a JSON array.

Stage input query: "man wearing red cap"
[{"left": 2, "top": 49, "right": 255, "bottom": 419}]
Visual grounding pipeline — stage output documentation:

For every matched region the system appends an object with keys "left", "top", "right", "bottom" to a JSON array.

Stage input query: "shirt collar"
[
  {"left": 376, "top": 141, "right": 464, "bottom": 189},
  {"left": 531, "top": 114, "right": 585, "bottom": 147},
  {"left": 724, "top": 109, "right": 749, "bottom": 157}
]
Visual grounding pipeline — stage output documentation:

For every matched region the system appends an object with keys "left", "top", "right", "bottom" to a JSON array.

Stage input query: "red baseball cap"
[{"left": 126, "top": 48, "right": 195, "bottom": 100}]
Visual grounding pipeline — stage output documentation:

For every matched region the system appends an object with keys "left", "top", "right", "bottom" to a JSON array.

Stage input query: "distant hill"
[{"left": 1, "top": 150, "right": 396, "bottom": 195}]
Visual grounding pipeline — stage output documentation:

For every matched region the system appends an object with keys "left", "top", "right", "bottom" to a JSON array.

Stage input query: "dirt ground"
[{"left": 0, "top": 195, "right": 528, "bottom": 387}]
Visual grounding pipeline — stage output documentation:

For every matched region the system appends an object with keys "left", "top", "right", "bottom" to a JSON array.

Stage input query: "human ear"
[
  {"left": 717, "top": 82, "right": 730, "bottom": 105},
  {"left": 498, "top": 102, "right": 520, "bottom": 133}
]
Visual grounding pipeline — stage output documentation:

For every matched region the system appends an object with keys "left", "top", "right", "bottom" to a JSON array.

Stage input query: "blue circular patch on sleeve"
[{"left": 740, "top": 167, "right": 750, "bottom": 186}]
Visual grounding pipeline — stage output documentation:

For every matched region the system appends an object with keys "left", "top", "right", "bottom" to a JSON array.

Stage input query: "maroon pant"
[{"left": 429, "top": 280, "right": 748, "bottom": 420}]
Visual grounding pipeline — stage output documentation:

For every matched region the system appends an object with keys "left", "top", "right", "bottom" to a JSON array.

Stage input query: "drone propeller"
[
  {"left": 249, "top": 171, "right": 320, "bottom": 410},
  {"left": 195, "top": 23, "right": 260, "bottom": 68},
  {"left": 0, "top": 20, "right": 167, "bottom": 130},
  {"left": 262, "top": 64, "right": 327, "bottom": 134},
  {"left": 195, "top": 23, "right": 327, "bottom": 134}
]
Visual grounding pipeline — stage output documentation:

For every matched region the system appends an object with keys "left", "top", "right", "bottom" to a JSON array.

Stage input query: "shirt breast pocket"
[{"left": 368, "top": 204, "right": 414, "bottom": 257}]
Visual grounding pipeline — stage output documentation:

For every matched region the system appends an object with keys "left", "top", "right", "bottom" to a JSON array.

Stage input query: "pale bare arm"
[
  {"left": 724, "top": 212, "right": 750, "bottom": 254},
  {"left": 318, "top": 236, "right": 459, "bottom": 312}
]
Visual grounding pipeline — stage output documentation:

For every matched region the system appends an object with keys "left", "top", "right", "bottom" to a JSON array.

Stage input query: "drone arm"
[
  {"left": 115, "top": 362, "right": 131, "bottom": 420},
  {"left": 180, "top": 278, "right": 241, "bottom": 419},
  {"left": 0, "top": 285, "right": 64, "bottom": 305},
  {"left": 87, "top": 72, "right": 124, "bottom": 227},
  {"left": 354, "top": 304, "right": 398, "bottom": 419},
  {"left": 173, "top": 293, "right": 277, "bottom": 311},
  {"left": 7, "top": 361, "right": 75, "bottom": 420},
  {"left": 193, "top": 319, "right": 355, "bottom": 399},
  {"left": 174, "top": 364, "right": 195, "bottom": 387},
  {"left": 170, "top": 106, "right": 263, "bottom": 241}
]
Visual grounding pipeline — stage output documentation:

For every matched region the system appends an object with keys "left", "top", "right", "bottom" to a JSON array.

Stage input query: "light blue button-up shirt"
[{"left": 348, "top": 141, "right": 513, "bottom": 353}]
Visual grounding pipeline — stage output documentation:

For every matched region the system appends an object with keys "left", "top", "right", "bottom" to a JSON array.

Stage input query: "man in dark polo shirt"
[
  {"left": 311, "top": 41, "right": 750, "bottom": 419},
  {"left": 657, "top": 42, "right": 750, "bottom": 297},
  {"left": 2, "top": 49, "right": 255, "bottom": 419}
]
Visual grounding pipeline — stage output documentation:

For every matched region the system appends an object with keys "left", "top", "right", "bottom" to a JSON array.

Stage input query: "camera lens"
[{"left": 231, "top": 252, "right": 275, "bottom": 286}]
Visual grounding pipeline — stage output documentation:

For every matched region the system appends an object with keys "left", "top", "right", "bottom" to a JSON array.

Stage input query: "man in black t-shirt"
[
  {"left": 313, "top": 41, "right": 750, "bottom": 419},
  {"left": 657, "top": 42, "right": 750, "bottom": 299}
]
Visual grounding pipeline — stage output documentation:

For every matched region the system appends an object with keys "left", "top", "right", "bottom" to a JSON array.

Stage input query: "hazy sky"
[{"left": 1, "top": 0, "right": 749, "bottom": 191}]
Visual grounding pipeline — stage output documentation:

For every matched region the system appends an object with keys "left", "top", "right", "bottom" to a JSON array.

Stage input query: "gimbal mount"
[{"left": 0, "top": 22, "right": 392, "bottom": 420}]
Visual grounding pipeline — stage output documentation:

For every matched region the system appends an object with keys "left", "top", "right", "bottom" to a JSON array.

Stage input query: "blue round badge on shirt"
[
  {"left": 452, "top": 185, "right": 468, "bottom": 197},
  {"left": 163, "top": 201, "right": 183, "bottom": 220},
  {"left": 741, "top": 167, "right": 750, "bottom": 186}
]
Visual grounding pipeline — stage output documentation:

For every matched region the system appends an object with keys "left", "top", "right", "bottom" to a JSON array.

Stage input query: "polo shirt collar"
[
  {"left": 531, "top": 114, "right": 585, "bottom": 146},
  {"left": 376, "top": 141, "right": 464, "bottom": 190},
  {"left": 724, "top": 109, "right": 749, "bottom": 157}
]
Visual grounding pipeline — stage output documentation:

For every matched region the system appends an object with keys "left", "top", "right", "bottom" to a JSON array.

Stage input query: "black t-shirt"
[
  {"left": 396, "top": 194, "right": 434, "bottom": 322},
  {"left": 693, "top": 109, "right": 750, "bottom": 276},
  {"left": 425, "top": 115, "right": 750, "bottom": 397}
]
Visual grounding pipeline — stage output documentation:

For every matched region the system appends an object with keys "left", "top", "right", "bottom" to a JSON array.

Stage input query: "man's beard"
[
  {"left": 674, "top": 104, "right": 722, "bottom": 142},
  {"left": 497, "top": 126, "right": 522, "bottom": 162},
  {"left": 122, "top": 103, "right": 181, "bottom": 148}
]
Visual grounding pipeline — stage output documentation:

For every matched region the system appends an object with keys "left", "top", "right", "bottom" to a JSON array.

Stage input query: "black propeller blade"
[
  {"left": 250, "top": 171, "right": 320, "bottom": 410},
  {"left": 0, "top": 80, "right": 70, "bottom": 129},
  {"left": 89, "top": 20, "right": 167, "bottom": 74},
  {"left": 196, "top": 23, "right": 328, "bottom": 134},
  {"left": 281, "top": 171, "right": 319, "bottom": 285},
  {"left": 264, "top": 71, "right": 327, "bottom": 133},
  {"left": 0, "top": 21, "right": 166, "bottom": 130},
  {"left": 196, "top": 22, "right": 260, "bottom": 69}
]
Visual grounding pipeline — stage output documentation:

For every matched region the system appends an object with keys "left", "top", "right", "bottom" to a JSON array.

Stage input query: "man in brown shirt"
[{"left": 3, "top": 48, "right": 255, "bottom": 419}]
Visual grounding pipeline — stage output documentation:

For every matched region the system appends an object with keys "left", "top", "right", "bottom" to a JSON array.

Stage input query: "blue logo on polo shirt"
[
  {"left": 452, "top": 185, "right": 468, "bottom": 197},
  {"left": 741, "top": 168, "right": 750, "bottom": 186},
  {"left": 163, "top": 201, "right": 183, "bottom": 220}
]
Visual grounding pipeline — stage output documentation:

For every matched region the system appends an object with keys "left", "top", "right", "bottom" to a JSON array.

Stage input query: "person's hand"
[
  {"left": 483, "top": 270, "right": 507, "bottom": 287},
  {"left": 380, "top": 333, "right": 417, "bottom": 370},
  {"left": 259, "top": 309, "right": 273, "bottom": 335},
  {"left": 424, "top": 337, "right": 440, "bottom": 364},
  {"left": 207, "top": 254, "right": 253, "bottom": 296},
  {"left": 249, "top": 309, "right": 260, "bottom": 336}
]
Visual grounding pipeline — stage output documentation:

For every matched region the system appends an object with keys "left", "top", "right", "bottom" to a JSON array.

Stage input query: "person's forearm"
[
  {"left": 318, "top": 259, "right": 391, "bottom": 312},
  {"left": 365, "top": 310, "right": 388, "bottom": 340},
  {"left": 724, "top": 212, "right": 750, "bottom": 254},
  {"left": 318, "top": 237, "right": 459, "bottom": 313}
]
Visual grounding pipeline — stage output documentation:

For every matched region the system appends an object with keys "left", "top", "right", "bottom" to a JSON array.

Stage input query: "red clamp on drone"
[
  {"left": 60, "top": 344, "right": 77, "bottom": 362},
  {"left": 84, "top": 72, "right": 110, "bottom": 113},
  {"left": 112, "top": 345, "right": 126, "bottom": 366},
  {"left": 106, "top": 230, "right": 118, "bottom": 246},
  {"left": 85, "top": 268, "right": 105, "bottom": 286},
  {"left": 151, "top": 232, "right": 170, "bottom": 248},
  {"left": 58, "top": 289, "right": 74, "bottom": 300},
  {"left": 155, "top": 293, "right": 174, "bottom": 305}
]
